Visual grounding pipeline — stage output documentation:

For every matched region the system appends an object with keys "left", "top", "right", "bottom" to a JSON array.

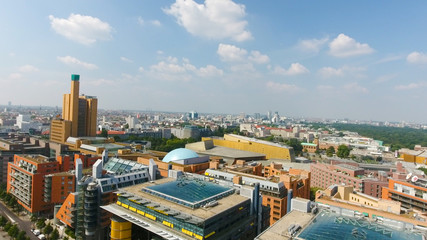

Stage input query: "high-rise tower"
[{"left": 50, "top": 74, "right": 98, "bottom": 143}]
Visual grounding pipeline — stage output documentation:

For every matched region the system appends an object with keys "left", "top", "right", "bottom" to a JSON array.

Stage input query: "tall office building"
[{"left": 51, "top": 74, "right": 98, "bottom": 143}]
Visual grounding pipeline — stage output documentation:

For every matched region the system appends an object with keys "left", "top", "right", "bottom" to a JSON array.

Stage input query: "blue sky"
[{"left": 1, "top": 1, "right": 427, "bottom": 123}]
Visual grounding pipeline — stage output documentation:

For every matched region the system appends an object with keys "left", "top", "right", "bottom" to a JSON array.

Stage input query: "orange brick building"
[
  {"left": 7, "top": 154, "right": 60, "bottom": 215},
  {"left": 206, "top": 162, "right": 311, "bottom": 225},
  {"left": 55, "top": 192, "right": 77, "bottom": 228},
  {"left": 382, "top": 178, "right": 427, "bottom": 212},
  {"left": 44, "top": 172, "right": 75, "bottom": 205}
]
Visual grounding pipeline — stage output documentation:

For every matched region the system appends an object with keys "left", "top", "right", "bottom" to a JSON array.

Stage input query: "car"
[
  {"left": 33, "top": 229, "right": 40, "bottom": 236},
  {"left": 38, "top": 234, "right": 46, "bottom": 240}
]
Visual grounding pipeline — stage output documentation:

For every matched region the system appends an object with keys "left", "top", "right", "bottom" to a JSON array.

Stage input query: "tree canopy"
[{"left": 336, "top": 144, "right": 351, "bottom": 158}]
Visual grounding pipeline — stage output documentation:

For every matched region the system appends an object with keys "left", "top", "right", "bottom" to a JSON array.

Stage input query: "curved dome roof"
[{"left": 163, "top": 148, "right": 199, "bottom": 163}]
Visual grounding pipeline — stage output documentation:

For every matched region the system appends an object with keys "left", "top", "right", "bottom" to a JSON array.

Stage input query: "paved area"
[{"left": 0, "top": 201, "right": 38, "bottom": 240}]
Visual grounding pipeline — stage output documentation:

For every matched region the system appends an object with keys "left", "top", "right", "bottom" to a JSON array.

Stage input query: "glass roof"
[
  {"left": 104, "top": 157, "right": 147, "bottom": 175},
  {"left": 143, "top": 177, "right": 234, "bottom": 208}
]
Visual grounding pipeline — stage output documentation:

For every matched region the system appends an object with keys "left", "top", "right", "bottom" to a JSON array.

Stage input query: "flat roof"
[
  {"left": 122, "top": 178, "right": 248, "bottom": 220},
  {"left": 102, "top": 204, "right": 190, "bottom": 240},
  {"left": 191, "top": 145, "right": 265, "bottom": 159},
  {"left": 144, "top": 178, "right": 233, "bottom": 207},
  {"left": 255, "top": 210, "right": 314, "bottom": 240},
  {"left": 336, "top": 164, "right": 363, "bottom": 171},
  {"left": 227, "top": 134, "right": 291, "bottom": 149},
  {"left": 20, "top": 154, "right": 51, "bottom": 164}
]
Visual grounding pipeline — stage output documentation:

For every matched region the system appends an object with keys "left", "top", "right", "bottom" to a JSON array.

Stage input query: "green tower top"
[{"left": 71, "top": 74, "right": 80, "bottom": 81}]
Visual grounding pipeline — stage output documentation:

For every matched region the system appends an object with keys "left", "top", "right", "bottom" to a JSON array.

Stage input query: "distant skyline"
[{"left": 1, "top": 1, "right": 427, "bottom": 123}]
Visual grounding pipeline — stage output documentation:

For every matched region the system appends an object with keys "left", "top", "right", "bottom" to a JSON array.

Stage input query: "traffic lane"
[{"left": 0, "top": 202, "right": 38, "bottom": 240}]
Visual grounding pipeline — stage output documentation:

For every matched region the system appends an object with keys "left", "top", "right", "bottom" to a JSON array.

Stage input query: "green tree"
[
  {"left": 4, "top": 222, "right": 12, "bottom": 231},
  {"left": 285, "top": 138, "right": 303, "bottom": 156},
  {"left": 16, "top": 230, "right": 26, "bottom": 240},
  {"left": 43, "top": 223, "right": 53, "bottom": 235},
  {"left": 0, "top": 215, "right": 8, "bottom": 227},
  {"left": 50, "top": 229, "right": 60, "bottom": 240},
  {"left": 36, "top": 219, "right": 46, "bottom": 229},
  {"left": 8, "top": 224, "right": 19, "bottom": 238},
  {"left": 336, "top": 145, "right": 351, "bottom": 158},
  {"left": 100, "top": 128, "right": 108, "bottom": 138},
  {"left": 30, "top": 215, "right": 38, "bottom": 223},
  {"left": 310, "top": 187, "right": 323, "bottom": 201},
  {"left": 326, "top": 146, "right": 335, "bottom": 157}
]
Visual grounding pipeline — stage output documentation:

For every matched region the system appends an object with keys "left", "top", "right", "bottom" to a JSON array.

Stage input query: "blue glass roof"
[
  {"left": 162, "top": 148, "right": 199, "bottom": 163},
  {"left": 298, "top": 210, "right": 423, "bottom": 240},
  {"left": 143, "top": 178, "right": 234, "bottom": 208}
]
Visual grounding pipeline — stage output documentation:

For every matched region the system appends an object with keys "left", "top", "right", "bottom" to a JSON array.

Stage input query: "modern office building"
[
  {"left": 202, "top": 134, "right": 295, "bottom": 161},
  {"left": 205, "top": 163, "right": 310, "bottom": 226},
  {"left": 102, "top": 173, "right": 264, "bottom": 240},
  {"left": 51, "top": 74, "right": 98, "bottom": 143},
  {"left": 256, "top": 197, "right": 426, "bottom": 240},
  {"left": 56, "top": 156, "right": 153, "bottom": 240}
]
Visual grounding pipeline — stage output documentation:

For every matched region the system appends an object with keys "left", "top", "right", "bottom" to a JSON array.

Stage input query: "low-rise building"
[
  {"left": 102, "top": 173, "right": 264, "bottom": 240},
  {"left": 310, "top": 161, "right": 389, "bottom": 198}
]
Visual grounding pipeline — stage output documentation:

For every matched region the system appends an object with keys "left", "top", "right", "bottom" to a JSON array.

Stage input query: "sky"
[{"left": 1, "top": 1, "right": 427, "bottom": 123}]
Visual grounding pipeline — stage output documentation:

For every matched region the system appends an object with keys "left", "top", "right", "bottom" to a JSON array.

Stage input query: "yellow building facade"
[
  {"left": 400, "top": 153, "right": 427, "bottom": 164},
  {"left": 50, "top": 74, "right": 98, "bottom": 143},
  {"left": 202, "top": 134, "right": 295, "bottom": 161}
]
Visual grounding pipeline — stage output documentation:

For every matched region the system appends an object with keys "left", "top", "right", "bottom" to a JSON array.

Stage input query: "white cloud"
[
  {"left": 217, "top": 44, "right": 269, "bottom": 65},
  {"left": 137, "top": 17, "right": 145, "bottom": 25},
  {"left": 249, "top": 51, "right": 269, "bottom": 64},
  {"left": 230, "top": 63, "right": 256, "bottom": 73},
  {"left": 49, "top": 14, "right": 113, "bottom": 45},
  {"left": 151, "top": 20, "right": 162, "bottom": 26},
  {"left": 329, "top": 34, "right": 373, "bottom": 57},
  {"left": 217, "top": 44, "right": 247, "bottom": 62},
  {"left": 395, "top": 82, "right": 427, "bottom": 90},
  {"left": 157, "top": 50, "right": 164, "bottom": 55},
  {"left": 375, "top": 55, "right": 402, "bottom": 64},
  {"left": 375, "top": 74, "right": 397, "bottom": 83},
  {"left": 9, "top": 52, "right": 15, "bottom": 57},
  {"left": 317, "top": 85, "right": 335, "bottom": 91},
  {"left": 273, "top": 63, "right": 309, "bottom": 76},
  {"left": 57, "top": 56, "right": 98, "bottom": 70},
  {"left": 266, "top": 81, "right": 300, "bottom": 92},
  {"left": 318, "top": 67, "right": 344, "bottom": 78},
  {"left": 407, "top": 52, "right": 427, "bottom": 64},
  {"left": 318, "top": 66, "right": 365, "bottom": 79},
  {"left": 298, "top": 37, "right": 329, "bottom": 52},
  {"left": 164, "top": 0, "right": 252, "bottom": 42},
  {"left": 120, "top": 57, "right": 133, "bottom": 63},
  {"left": 87, "top": 78, "right": 115, "bottom": 86},
  {"left": 198, "top": 65, "right": 223, "bottom": 77},
  {"left": 343, "top": 82, "right": 368, "bottom": 93},
  {"left": 138, "top": 67, "right": 145, "bottom": 72},
  {"left": 147, "top": 56, "right": 223, "bottom": 81},
  {"left": 8, "top": 73, "right": 22, "bottom": 80},
  {"left": 19, "top": 65, "right": 39, "bottom": 73},
  {"left": 138, "top": 17, "right": 162, "bottom": 27}
]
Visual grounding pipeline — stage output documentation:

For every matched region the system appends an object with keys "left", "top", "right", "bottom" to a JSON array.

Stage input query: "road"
[{"left": 0, "top": 201, "right": 38, "bottom": 240}]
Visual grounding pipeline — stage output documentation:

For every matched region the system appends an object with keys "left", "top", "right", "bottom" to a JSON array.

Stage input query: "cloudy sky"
[{"left": 1, "top": 1, "right": 427, "bottom": 123}]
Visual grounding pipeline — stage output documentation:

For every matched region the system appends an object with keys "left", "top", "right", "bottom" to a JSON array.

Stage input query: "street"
[{"left": 0, "top": 201, "right": 38, "bottom": 240}]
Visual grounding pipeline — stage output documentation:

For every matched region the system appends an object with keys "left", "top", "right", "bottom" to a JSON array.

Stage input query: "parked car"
[{"left": 32, "top": 229, "right": 40, "bottom": 236}]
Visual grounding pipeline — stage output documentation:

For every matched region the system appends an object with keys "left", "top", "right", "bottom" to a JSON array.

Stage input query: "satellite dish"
[
  {"left": 406, "top": 173, "right": 413, "bottom": 180},
  {"left": 411, "top": 176, "right": 419, "bottom": 182}
]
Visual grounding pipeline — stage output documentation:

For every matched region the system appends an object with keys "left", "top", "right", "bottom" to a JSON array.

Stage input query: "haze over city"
[{"left": 1, "top": 1, "right": 427, "bottom": 122}]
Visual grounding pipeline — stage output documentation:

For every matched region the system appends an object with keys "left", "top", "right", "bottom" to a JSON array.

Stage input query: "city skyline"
[{"left": 1, "top": 1, "right": 427, "bottom": 123}]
